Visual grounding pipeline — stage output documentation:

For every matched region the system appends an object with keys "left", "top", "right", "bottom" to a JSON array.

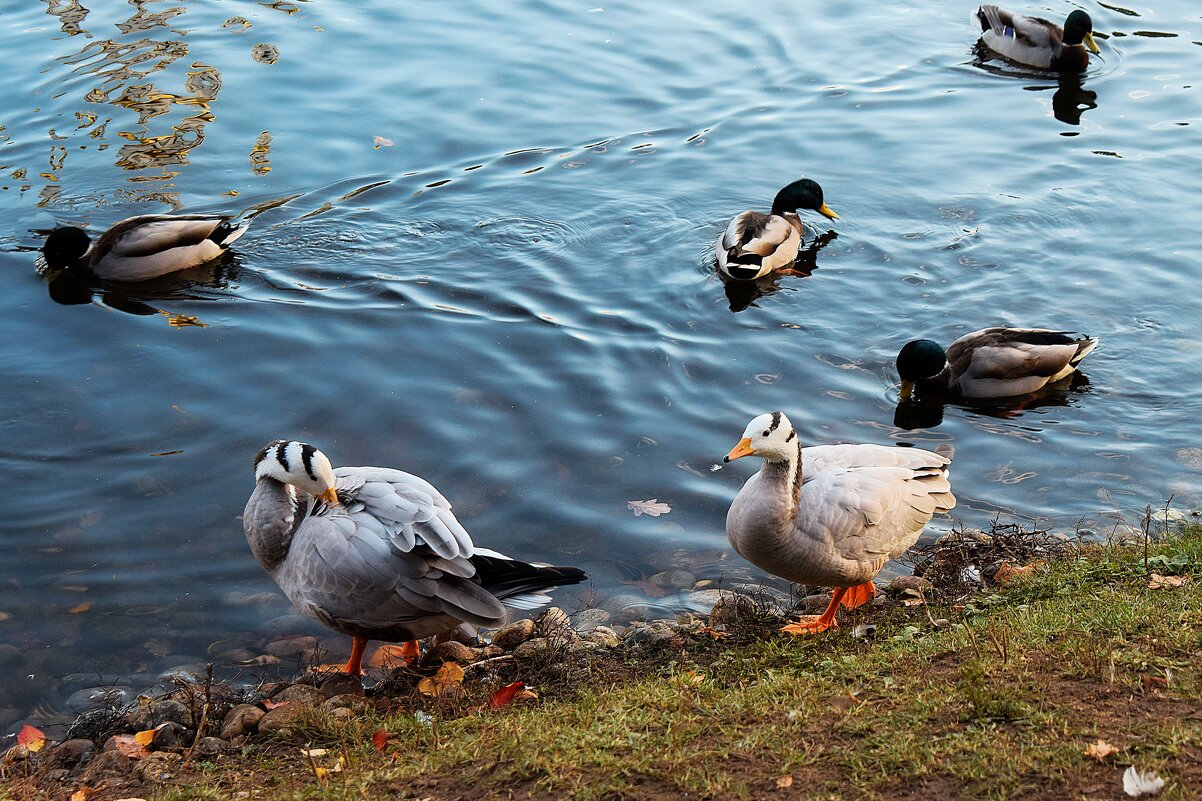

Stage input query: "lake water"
[{"left": 1, "top": 1, "right": 1199, "bottom": 732}]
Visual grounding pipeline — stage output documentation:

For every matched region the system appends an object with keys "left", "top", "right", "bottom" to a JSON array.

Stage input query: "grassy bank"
[{"left": 10, "top": 525, "right": 1201, "bottom": 801}]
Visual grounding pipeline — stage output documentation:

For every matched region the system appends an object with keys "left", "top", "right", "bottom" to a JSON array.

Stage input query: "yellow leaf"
[
  {"left": 69, "top": 789, "right": 91, "bottom": 801},
  {"left": 1084, "top": 739, "right": 1119, "bottom": 761},
  {"left": 17, "top": 723, "right": 45, "bottom": 752},
  {"left": 776, "top": 775, "right": 794, "bottom": 790},
  {"left": 133, "top": 729, "right": 155, "bottom": 747},
  {"left": 1148, "top": 573, "right": 1188, "bottom": 590},
  {"left": 300, "top": 748, "right": 328, "bottom": 758},
  {"left": 417, "top": 661, "right": 465, "bottom": 697},
  {"left": 69, "top": 602, "right": 92, "bottom": 614}
]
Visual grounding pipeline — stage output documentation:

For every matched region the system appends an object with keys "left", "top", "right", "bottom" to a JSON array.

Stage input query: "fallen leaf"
[
  {"left": 373, "top": 136, "right": 394, "bottom": 148},
  {"left": 110, "top": 734, "right": 149, "bottom": 759},
  {"left": 262, "top": 699, "right": 291, "bottom": 710},
  {"left": 1148, "top": 573, "right": 1187, "bottom": 590},
  {"left": 300, "top": 748, "right": 328, "bottom": 758},
  {"left": 697, "top": 626, "right": 729, "bottom": 640},
  {"left": 68, "top": 602, "right": 92, "bottom": 614},
  {"left": 371, "top": 728, "right": 389, "bottom": 751},
  {"left": 417, "top": 662, "right": 465, "bottom": 697},
  {"left": 133, "top": 729, "right": 155, "bottom": 747},
  {"left": 776, "top": 775, "right": 794, "bottom": 790},
  {"left": 69, "top": 788, "right": 91, "bottom": 801},
  {"left": 994, "top": 560, "right": 1045, "bottom": 585},
  {"left": 1122, "top": 765, "right": 1166, "bottom": 797},
  {"left": 484, "top": 680, "right": 527, "bottom": 710},
  {"left": 1084, "top": 739, "right": 1119, "bottom": 761},
  {"left": 17, "top": 723, "right": 46, "bottom": 752},
  {"left": 628, "top": 499, "right": 671, "bottom": 517},
  {"left": 1141, "top": 674, "right": 1168, "bottom": 691},
  {"left": 901, "top": 598, "right": 925, "bottom": 607},
  {"left": 369, "top": 643, "right": 417, "bottom": 668}
]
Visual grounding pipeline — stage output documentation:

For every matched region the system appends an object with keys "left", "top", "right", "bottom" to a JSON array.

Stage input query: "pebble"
[
  {"left": 492, "top": 619, "right": 537, "bottom": 651},
  {"left": 41, "top": 738, "right": 93, "bottom": 769},
  {"left": 570, "top": 608, "right": 612, "bottom": 634},
  {"left": 319, "top": 673, "right": 365, "bottom": 699},
  {"left": 193, "top": 736, "right": 229, "bottom": 756},
  {"left": 584, "top": 626, "right": 621, "bottom": 648},
  {"left": 272, "top": 683, "right": 324, "bottom": 707},
  {"left": 256, "top": 702, "right": 307, "bottom": 736},
  {"left": 128, "top": 699, "right": 191, "bottom": 731},
  {"left": 887, "top": 576, "right": 933, "bottom": 594},
  {"left": 219, "top": 704, "right": 265, "bottom": 740},
  {"left": 707, "top": 593, "right": 763, "bottom": 626},
  {"left": 512, "top": 637, "right": 555, "bottom": 660},
  {"left": 66, "top": 685, "right": 136, "bottom": 714},
  {"left": 322, "top": 694, "right": 370, "bottom": 713},
  {"left": 537, "top": 607, "right": 577, "bottom": 641},
  {"left": 134, "top": 751, "right": 182, "bottom": 783},
  {"left": 150, "top": 721, "right": 189, "bottom": 750},
  {"left": 623, "top": 621, "right": 679, "bottom": 647},
  {"left": 427, "top": 641, "right": 480, "bottom": 662},
  {"left": 648, "top": 569, "right": 696, "bottom": 591}
]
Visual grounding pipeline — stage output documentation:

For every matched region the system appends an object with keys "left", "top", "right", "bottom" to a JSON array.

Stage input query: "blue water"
[{"left": 1, "top": 1, "right": 1200, "bottom": 730}]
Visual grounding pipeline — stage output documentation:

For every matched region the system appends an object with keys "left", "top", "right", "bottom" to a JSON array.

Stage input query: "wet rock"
[
  {"left": 428, "top": 640, "right": 480, "bottom": 662},
  {"left": 570, "top": 608, "right": 612, "bottom": 634},
  {"left": 273, "top": 683, "right": 324, "bottom": 707},
  {"left": 584, "top": 626, "right": 621, "bottom": 649},
  {"left": 649, "top": 569, "right": 696, "bottom": 591},
  {"left": 623, "top": 621, "right": 679, "bottom": 647},
  {"left": 217, "top": 647, "right": 270, "bottom": 666},
  {"left": 156, "top": 663, "right": 209, "bottom": 684},
  {"left": 66, "top": 685, "right": 135, "bottom": 714},
  {"left": 478, "top": 644, "right": 505, "bottom": 659},
  {"left": 319, "top": 672, "right": 365, "bottom": 699},
  {"left": 264, "top": 634, "right": 318, "bottom": 658},
  {"left": 134, "top": 751, "right": 182, "bottom": 783},
  {"left": 887, "top": 576, "right": 932, "bottom": 594},
  {"left": 219, "top": 704, "right": 265, "bottom": 740},
  {"left": 256, "top": 703, "right": 308, "bottom": 736},
  {"left": 492, "top": 619, "right": 537, "bottom": 651},
  {"left": 42, "top": 738, "right": 94, "bottom": 770},
  {"left": 128, "top": 699, "right": 192, "bottom": 731},
  {"left": 512, "top": 637, "right": 556, "bottom": 660},
  {"left": 150, "top": 721, "right": 189, "bottom": 750},
  {"left": 598, "top": 593, "right": 661, "bottom": 621},
  {"left": 537, "top": 607, "right": 576, "bottom": 640},
  {"left": 322, "top": 694, "right": 370, "bottom": 713}
]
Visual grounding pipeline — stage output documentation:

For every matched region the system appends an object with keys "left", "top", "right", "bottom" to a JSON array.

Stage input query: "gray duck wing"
[{"left": 96, "top": 215, "right": 234, "bottom": 258}]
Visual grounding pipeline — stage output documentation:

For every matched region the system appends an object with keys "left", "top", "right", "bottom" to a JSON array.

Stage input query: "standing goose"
[
  {"left": 724, "top": 413, "right": 955, "bottom": 635},
  {"left": 973, "top": 6, "right": 1101, "bottom": 71},
  {"left": 897, "top": 327, "right": 1098, "bottom": 400},
  {"left": 243, "top": 441, "right": 587, "bottom": 676},
  {"left": 42, "top": 213, "right": 249, "bottom": 282},
  {"left": 715, "top": 178, "right": 839, "bottom": 281}
]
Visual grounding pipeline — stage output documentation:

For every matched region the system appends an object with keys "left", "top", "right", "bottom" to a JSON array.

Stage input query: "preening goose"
[
  {"left": 715, "top": 178, "right": 839, "bottom": 281},
  {"left": 243, "top": 440, "right": 587, "bottom": 676},
  {"left": 42, "top": 213, "right": 249, "bottom": 282},
  {"left": 723, "top": 413, "right": 955, "bottom": 635},
  {"left": 973, "top": 5, "right": 1100, "bottom": 71},
  {"left": 897, "top": 327, "right": 1098, "bottom": 400}
]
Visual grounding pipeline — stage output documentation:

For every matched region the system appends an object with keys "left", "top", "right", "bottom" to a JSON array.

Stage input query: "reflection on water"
[
  {"left": 721, "top": 231, "right": 837, "bottom": 313},
  {"left": 894, "top": 373, "right": 1093, "bottom": 432},
  {"left": 971, "top": 45, "right": 1102, "bottom": 127}
]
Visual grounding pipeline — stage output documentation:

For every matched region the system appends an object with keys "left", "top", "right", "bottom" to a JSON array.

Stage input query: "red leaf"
[
  {"left": 17, "top": 723, "right": 46, "bottom": 752},
  {"left": 371, "top": 728, "right": 389, "bottom": 751},
  {"left": 486, "top": 681, "right": 527, "bottom": 710}
]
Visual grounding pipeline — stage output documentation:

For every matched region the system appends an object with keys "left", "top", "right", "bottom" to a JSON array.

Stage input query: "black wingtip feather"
[{"left": 470, "top": 554, "right": 587, "bottom": 599}]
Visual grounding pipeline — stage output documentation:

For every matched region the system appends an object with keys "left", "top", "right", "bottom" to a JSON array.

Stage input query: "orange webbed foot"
[
  {"left": 839, "top": 581, "right": 877, "bottom": 610},
  {"left": 780, "top": 615, "right": 839, "bottom": 636},
  {"left": 399, "top": 639, "right": 421, "bottom": 664}
]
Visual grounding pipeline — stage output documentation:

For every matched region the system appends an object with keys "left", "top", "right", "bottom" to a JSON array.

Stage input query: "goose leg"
[
  {"left": 781, "top": 587, "right": 847, "bottom": 636},
  {"left": 839, "top": 581, "right": 876, "bottom": 609},
  {"left": 399, "top": 640, "right": 421, "bottom": 663},
  {"left": 343, "top": 636, "right": 369, "bottom": 676}
]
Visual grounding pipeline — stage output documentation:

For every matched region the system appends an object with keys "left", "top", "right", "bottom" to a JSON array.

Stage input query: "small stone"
[
  {"left": 194, "top": 736, "right": 229, "bottom": 756},
  {"left": 512, "top": 637, "right": 555, "bottom": 660},
  {"left": 427, "top": 641, "right": 480, "bottom": 662},
  {"left": 273, "top": 683, "right": 324, "bottom": 707},
  {"left": 41, "top": 738, "right": 94, "bottom": 770},
  {"left": 134, "top": 751, "right": 182, "bottom": 783},
  {"left": 219, "top": 704, "right": 265, "bottom": 740},
  {"left": 570, "top": 608, "right": 613, "bottom": 634},
  {"left": 81, "top": 750, "right": 137, "bottom": 782},
  {"left": 217, "top": 647, "right": 265, "bottom": 665},
  {"left": 568, "top": 639, "right": 601, "bottom": 655},
  {"left": 887, "top": 576, "right": 932, "bottom": 594},
  {"left": 128, "top": 699, "right": 192, "bottom": 731},
  {"left": 623, "top": 621, "right": 677, "bottom": 646},
  {"left": 256, "top": 703, "right": 307, "bottom": 736},
  {"left": 322, "top": 694, "right": 370, "bottom": 712},
  {"left": 708, "top": 593, "right": 761, "bottom": 626},
  {"left": 649, "top": 569, "right": 696, "bottom": 590},
  {"left": 598, "top": 593, "right": 661, "bottom": 620},
  {"left": 150, "top": 721, "right": 189, "bottom": 750},
  {"left": 796, "top": 594, "right": 831, "bottom": 613},
  {"left": 478, "top": 644, "right": 505, "bottom": 658},
  {"left": 537, "top": 607, "right": 575, "bottom": 640},
  {"left": 584, "top": 626, "right": 621, "bottom": 648},
  {"left": 264, "top": 635, "right": 318, "bottom": 658},
  {"left": 492, "top": 619, "right": 537, "bottom": 651},
  {"left": 328, "top": 706, "right": 354, "bottom": 721},
  {"left": 319, "top": 672, "right": 365, "bottom": 699}
]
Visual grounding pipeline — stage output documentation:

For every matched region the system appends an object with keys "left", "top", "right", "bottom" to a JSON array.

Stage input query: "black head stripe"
[
  {"left": 276, "top": 441, "right": 290, "bottom": 471},
  {"left": 785, "top": 428, "right": 796, "bottom": 442},
  {"left": 768, "top": 412, "right": 782, "bottom": 433},
  {"left": 253, "top": 444, "right": 271, "bottom": 469},
  {"left": 300, "top": 443, "right": 318, "bottom": 482}
]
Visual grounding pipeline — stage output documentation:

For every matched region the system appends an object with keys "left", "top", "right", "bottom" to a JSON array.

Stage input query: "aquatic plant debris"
[{"left": 628, "top": 499, "right": 671, "bottom": 517}]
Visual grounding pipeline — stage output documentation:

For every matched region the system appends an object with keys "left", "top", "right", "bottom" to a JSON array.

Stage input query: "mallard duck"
[
  {"left": 716, "top": 178, "right": 839, "bottom": 281},
  {"left": 897, "top": 327, "right": 1098, "bottom": 400},
  {"left": 42, "top": 213, "right": 249, "bottom": 282},
  {"left": 724, "top": 412, "right": 955, "bottom": 635},
  {"left": 243, "top": 440, "right": 587, "bottom": 676},
  {"left": 973, "top": 5, "right": 1101, "bottom": 71}
]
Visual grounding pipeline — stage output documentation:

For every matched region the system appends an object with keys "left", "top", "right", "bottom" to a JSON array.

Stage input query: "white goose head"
[
  {"left": 724, "top": 412, "right": 798, "bottom": 464},
  {"left": 254, "top": 440, "right": 339, "bottom": 506}
]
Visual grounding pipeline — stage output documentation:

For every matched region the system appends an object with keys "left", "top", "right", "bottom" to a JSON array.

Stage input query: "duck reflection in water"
[
  {"left": 1050, "top": 76, "right": 1098, "bottom": 125},
  {"left": 721, "top": 231, "right": 837, "bottom": 313},
  {"left": 970, "top": 44, "right": 1100, "bottom": 127},
  {"left": 894, "top": 371, "right": 1092, "bottom": 431}
]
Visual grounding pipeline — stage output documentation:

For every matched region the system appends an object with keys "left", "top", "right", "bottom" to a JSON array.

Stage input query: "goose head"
[
  {"left": 253, "top": 440, "right": 340, "bottom": 506},
  {"left": 43, "top": 227, "right": 92, "bottom": 271},
  {"left": 724, "top": 412, "right": 798, "bottom": 463},
  {"left": 896, "top": 339, "right": 949, "bottom": 400},
  {"left": 770, "top": 179, "right": 839, "bottom": 220}
]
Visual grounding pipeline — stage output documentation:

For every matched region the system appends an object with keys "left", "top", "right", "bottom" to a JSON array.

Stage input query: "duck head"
[
  {"left": 770, "top": 179, "right": 839, "bottom": 220},
  {"left": 43, "top": 227, "right": 92, "bottom": 271},
  {"left": 254, "top": 440, "right": 340, "bottom": 506},
  {"left": 896, "top": 339, "right": 949, "bottom": 400},
  {"left": 724, "top": 412, "right": 798, "bottom": 463},
  {"left": 1064, "top": 10, "right": 1100, "bottom": 54}
]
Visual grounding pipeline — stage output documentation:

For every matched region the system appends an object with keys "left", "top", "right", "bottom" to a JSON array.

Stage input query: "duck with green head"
[
  {"left": 715, "top": 178, "right": 839, "bottom": 281},
  {"left": 973, "top": 6, "right": 1101, "bottom": 72}
]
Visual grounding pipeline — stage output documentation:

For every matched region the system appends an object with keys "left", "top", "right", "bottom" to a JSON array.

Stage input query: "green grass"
[{"left": 144, "top": 526, "right": 1202, "bottom": 800}]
